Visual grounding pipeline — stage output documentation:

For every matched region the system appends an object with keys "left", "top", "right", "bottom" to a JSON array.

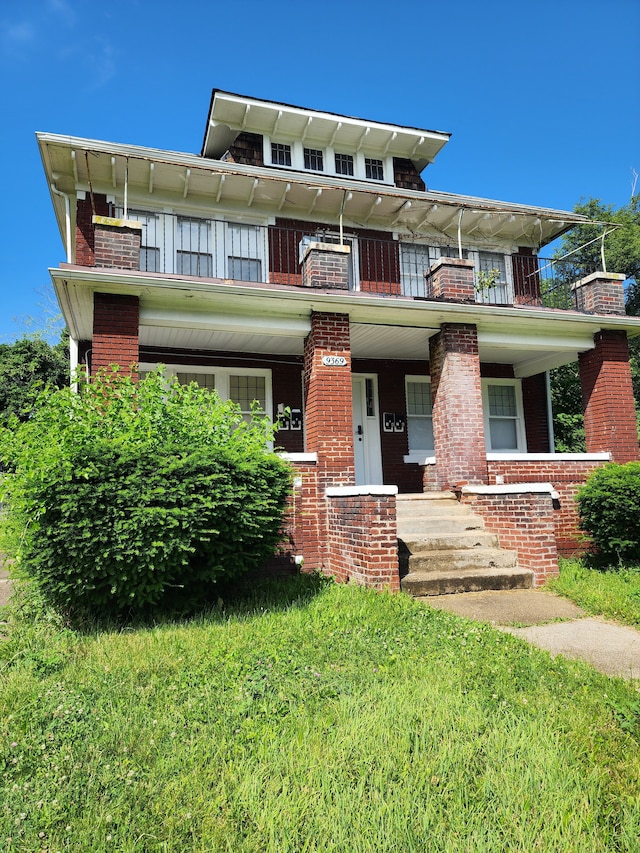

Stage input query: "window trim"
[{"left": 481, "top": 378, "right": 526, "bottom": 452}]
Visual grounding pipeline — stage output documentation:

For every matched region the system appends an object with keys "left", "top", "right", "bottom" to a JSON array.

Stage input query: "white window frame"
[
  {"left": 405, "top": 375, "right": 434, "bottom": 454},
  {"left": 481, "top": 379, "right": 526, "bottom": 452}
]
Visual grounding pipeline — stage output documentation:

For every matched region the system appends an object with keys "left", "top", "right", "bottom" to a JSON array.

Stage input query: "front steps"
[{"left": 398, "top": 492, "right": 534, "bottom": 596}]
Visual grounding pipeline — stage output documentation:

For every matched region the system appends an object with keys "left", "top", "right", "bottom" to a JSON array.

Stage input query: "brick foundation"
[
  {"left": 461, "top": 485, "right": 558, "bottom": 586},
  {"left": 325, "top": 487, "right": 400, "bottom": 590},
  {"left": 579, "top": 330, "right": 639, "bottom": 463},
  {"left": 430, "top": 323, "right": 488, "bottom": 489},
  {"left": 92, "top": 293, "right": 140, "bottom": 376}
]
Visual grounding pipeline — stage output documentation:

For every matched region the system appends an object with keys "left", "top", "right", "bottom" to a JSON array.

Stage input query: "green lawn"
[
  {"left": 547, "top": 559, "right": 640, "bottom": 627},
  {"left": 1, "top": 576, "right": 640, "bottom": 852}
]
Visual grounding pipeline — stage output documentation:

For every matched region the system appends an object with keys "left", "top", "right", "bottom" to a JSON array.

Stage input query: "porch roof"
[{"left": 51, "top": 265, "right": 640, "bottom": 378}]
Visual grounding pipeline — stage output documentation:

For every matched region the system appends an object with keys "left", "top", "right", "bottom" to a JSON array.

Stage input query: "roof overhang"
[
  {"left": 37, "top": 133, "right": 590, "bottom": 251},
  {"left": 200, "top": 89, "right": 451, "bottom": 173},
  {"left": 51, "top": 266, "right": 640, "bottom": 377}
]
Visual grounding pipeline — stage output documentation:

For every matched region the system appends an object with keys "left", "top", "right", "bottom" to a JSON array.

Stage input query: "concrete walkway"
[{"left": 426, "top": 589, "right": 640, "bottom": 681}]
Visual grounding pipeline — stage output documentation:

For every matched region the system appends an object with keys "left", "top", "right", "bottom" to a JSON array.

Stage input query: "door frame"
[{"left": 351, "top": 373, "right": 383, "bottom": 485}]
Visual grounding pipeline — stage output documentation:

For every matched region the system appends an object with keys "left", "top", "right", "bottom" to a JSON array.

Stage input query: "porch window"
[
  {"left": 400, "top": 243, "right": 433, "bottom": 297},
  {"left": 130, "top": 210, "right": 161, "bottom": 273},
  {"left": 225, "top": 223, "right": 265, "bottom": 282},
  {"left": 176, "top": 217, "right": 213, "bottom": 277},
  {"left": 482, "top": 380, "right": 525, "bottom": 451},
  {"left": 406, "top": 378, "right": 434, "bottom": 453},
  {"left": 476, "top": 252, "right": 512, "bottom": 304}
]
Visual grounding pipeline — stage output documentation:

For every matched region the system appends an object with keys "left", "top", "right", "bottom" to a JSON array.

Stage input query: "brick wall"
[
  {"left": 461, "top": 486, "right": 558, "bottom": 586},
  {"left": 425, "top": 257, "right": 476, "bottom": 302},
  {"left": 272, "top": 459, "right": 323, "bottom": 571},
  {"left": 579, "top": 330, "right": 639, "bottom": 463},
  {"left": 573, "top": 272, "right": 627, "bottom": 315},
  {"left": 92, "top": 293, "right": 140, "bottom": 376},
  {"left": 93, "top": 216, "right": 142, "bottom": 270},
  {"left": 301, "top": 242, "right": 351, "bottom": 289},
  {"left": 522, "top": 373, "right": 551, "bottom": 452},
  {"left": 326, "top": 488, "right": 400, "bottom": 590},
  {"left": 486, "top": 456, "right": 609, "bottom": 556},
  {"left": 430, "top": 323, "right": 488, "bottom": 488},
  {"left": 75, "top": 194, "right": 109, "bottom": 266}
]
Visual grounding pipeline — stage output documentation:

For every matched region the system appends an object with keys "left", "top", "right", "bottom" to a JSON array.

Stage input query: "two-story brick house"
[{"left": 38, "top": 90, "right": 640, "bottom": 593}]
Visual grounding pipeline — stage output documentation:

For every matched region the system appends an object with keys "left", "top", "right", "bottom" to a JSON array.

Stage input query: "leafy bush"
[
  {"left": 577, "top": 462, "right": 640, "bottom": 565},
  {"left": 0, "top": 368, "right": 291, "bottom": 616}
]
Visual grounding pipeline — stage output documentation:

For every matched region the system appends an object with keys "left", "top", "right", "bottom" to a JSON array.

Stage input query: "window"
[
  {"left": 176, "top": 373, "right": 215, "bottom": 390},
  {"left": 482, "top": 380, "right": 525, "bottom": 451},
  {"left": 130, "top": 210, "right": 161, "bottom": 273},
  {"left": 476, "top": 251, "right": 512, "bottom": 304},
  {"left": 176, "top": 217, "right": 213, "bottom": 277},
  {"left": 303, "top": 148, "right": 324, "bottom": 171},
  {"left": 400, "top": 243, "right": 433, "bottom": 297},
  {"left": 335, "top": 152, "right": 354, "bottom": 176},
  {"left": 225, "top": 223, "right": 264, "bottom": 282},
  {"left": 365, "top": 158, "right": 384, "bottom": 181},
  {"left": 406, "top": 378, "right": 434, "bottom": 453},
  {"left": 230, "top": 374, "right": 266, "bottom": 422},
  {"left": 271, "top": 143, "right": 292, "bottom": 166}
]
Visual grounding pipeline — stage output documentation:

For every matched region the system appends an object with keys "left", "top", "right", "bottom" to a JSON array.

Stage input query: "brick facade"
[
  {"left": 92, "top": 293, "right": 140, "bottom": 376},
  {"left": 75, "top": 194, "right": 110, "bottom": 266},
  {"left": 579, "top": 330, "right": 639, "bottom": 463},
  {"left": 430, "top": 323, "right": 488, "bottom": 489},
  {"left": 522, "top": 373, "right": 551, "bottom": 452}
]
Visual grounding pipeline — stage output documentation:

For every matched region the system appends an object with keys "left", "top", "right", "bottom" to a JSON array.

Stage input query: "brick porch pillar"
[
  {"left": 579, "top": 329, "right": 639, "bottom": 463},
  {"left": 303, "top": 311, "right": 355, "bottom": 491},
  {"left": 429, "top": 323, "right": 488, "bottom": 489},
  {"left": 92, "top": 293, "right": 140, "bottom": 377}
]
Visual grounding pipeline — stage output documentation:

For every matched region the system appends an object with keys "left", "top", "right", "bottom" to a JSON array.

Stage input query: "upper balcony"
[{"left": 89, "top": 208, "right": 625, "bottom": 316}]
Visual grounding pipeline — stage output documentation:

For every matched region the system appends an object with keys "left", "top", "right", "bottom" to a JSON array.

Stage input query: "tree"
[
  {"left": 550, "top": 197, "right": 640, "bottom": 450},
  {"left": 0, "top": 332, "right": 69, "bottom": 425}
]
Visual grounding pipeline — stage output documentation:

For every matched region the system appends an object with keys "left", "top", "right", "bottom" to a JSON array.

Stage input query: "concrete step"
[
  {"left": 397, "top": 491, "right": 457, "bottom": 502},
  {"left": 400, "top": 531, "right": 499, "bottom": 552},
  {"left": 402, "top": 546, "right": 518, "bottom": 574},
  {"left": 397, "top": 517, "right": 487, "bottom": 536},
  {"left": 401, "top": 567, "right": 534, "bottom": 596}
]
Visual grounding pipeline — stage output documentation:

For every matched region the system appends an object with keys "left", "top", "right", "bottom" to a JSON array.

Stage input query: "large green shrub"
[
  {"left": 0, "top": 368, "right": 291, "bottom": 616},
  {"left": 577, "top": 462, "right": 640, "bottom": 565}
]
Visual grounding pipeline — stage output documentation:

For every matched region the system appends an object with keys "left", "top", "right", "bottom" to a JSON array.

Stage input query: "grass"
[
  {"left": 1, "top": 576, "right": 640, "bottom": 852},
  {"left": 547, "top": 558, "right": 640, "bottom": 628}
]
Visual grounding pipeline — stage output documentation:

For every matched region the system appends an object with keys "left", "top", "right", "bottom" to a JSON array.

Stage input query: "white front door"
[{"left": 352, "top": 374, "right": 383, "bottom": 485}]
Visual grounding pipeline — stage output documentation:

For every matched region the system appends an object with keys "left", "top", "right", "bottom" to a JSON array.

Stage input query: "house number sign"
[{"left": 322, "top": 355, "right": 347, "bottom": 367}]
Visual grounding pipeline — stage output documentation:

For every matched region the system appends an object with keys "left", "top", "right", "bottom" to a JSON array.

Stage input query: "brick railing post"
[
  {"left": 572, "top": 272, "right": 627, "bottom": 315},
  {"left": 300, "top": 241, "right": 351, "bottom": 289},
  {"left": 93, "top": 215, "right": 142, "bottom": 270},
  {"left": 92, "top": 293, "right": 140, "bottom": 377},
  {"left": 429, "top": 323, "right": 488, "bottom": 489},
  {"left": 425, "top": 257, "right": 476, "bottom": 302},
  {"left": 579, "top": 329, "right": 639, "bottom": 462}
]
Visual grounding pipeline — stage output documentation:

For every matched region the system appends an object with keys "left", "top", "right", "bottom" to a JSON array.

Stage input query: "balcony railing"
[{"left": 113, "top": 208, "right": 599, "bottom": 312}]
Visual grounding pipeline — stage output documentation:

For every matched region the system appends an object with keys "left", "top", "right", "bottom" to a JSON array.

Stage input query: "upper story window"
[
  {"left": 335, "top": 152, "right": 354, "bottom": 176},
  {"left": 271, "top": 143, "right": 292, "bottom": 167},
  {"left": 365, "top": 158, "right": 384, "bottom": 181},
  {"left": 303, "top": 148, "right": 324, "bottom": 171},
  {"left": 476, "top": 251, "right": 512, "bottom": 304},
  {"left": 176, "top": 216, "right": 213, "bottom": 277}
]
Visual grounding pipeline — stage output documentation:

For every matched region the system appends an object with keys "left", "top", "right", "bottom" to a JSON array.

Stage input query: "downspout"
[
  {"left": 545, "top": 371, "right": 555, "bottom": 452},
  {"left": 457, "top": 208, "right": 464, "bottom": 258}
]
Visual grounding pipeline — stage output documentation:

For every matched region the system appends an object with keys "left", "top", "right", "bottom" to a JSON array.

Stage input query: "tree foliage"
[
  {"left": 550, "top": 197, "right": 640, "bottom": 450},
  {"left": 0, "top": 332, "right": 68, "bottom": 425},
  {"left": 0, "top": 368, "right": 292, "bottom": 619}
]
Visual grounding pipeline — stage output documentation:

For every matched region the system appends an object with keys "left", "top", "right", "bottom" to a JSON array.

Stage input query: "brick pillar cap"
[
  {"left": 462, "top": 482, "right": 557, "bottom": 496},
  {"left": 93, "top": 214, "right": 142, "bottom": 230},
  {"left": 301, "top": 240, "right": 351, "bottom": 263},
  {"left": 427, "top": 257, "right": 475, "bottom": 274},
  {"left": 571, "top": 271, "right": 626, "bottom": 290},
  {"left": 326, "top": 485, "right": 398, "bottom": 497}
]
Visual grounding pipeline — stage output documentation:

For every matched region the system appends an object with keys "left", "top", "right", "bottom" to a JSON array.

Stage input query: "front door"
[{"left": 352, "top": 374, "right": 383, "bottom": 485}]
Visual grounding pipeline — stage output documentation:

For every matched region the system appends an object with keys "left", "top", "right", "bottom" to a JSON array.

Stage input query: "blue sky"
[{"left": 1, "top": 0, "right": 638, "bottom": 342}]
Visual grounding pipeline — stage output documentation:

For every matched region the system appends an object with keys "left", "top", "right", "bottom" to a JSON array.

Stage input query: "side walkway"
[{"left": 427, "top": 589, "right": 640, "bottom": 681}]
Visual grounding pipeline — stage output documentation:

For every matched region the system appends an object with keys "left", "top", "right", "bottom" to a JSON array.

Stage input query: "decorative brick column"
[
  {"left": 579, "top": 330, "right": 639, "bottom": 462},
  {"left": 300, "top": 241, "right": 351, "bottom": 289},
  {"left": 572, "top": 272, "right": 627, "bottom": 315},
  {"left": 429, "top": 323, "right": 488, "bottom": 489},
  {"left": 93, "top": 215, "right": 142, "bottom": 270},
  {"left": 425, "top": 257, "right": 475, "bottom": 302},
  {"left": 303, "top": 312, "right": 355, "bottom": 491},
  {"left": 92, "top": 293, "right": 140, "bottom": 377}
]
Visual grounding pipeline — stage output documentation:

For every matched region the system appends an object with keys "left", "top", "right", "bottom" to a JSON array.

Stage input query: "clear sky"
[{"left": 1, "top": 0, "right": 638, "bottom": 342}]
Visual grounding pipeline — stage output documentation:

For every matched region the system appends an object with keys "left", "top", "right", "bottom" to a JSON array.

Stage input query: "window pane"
[
  {"left": 228, "top": 256, "right": 262, "bottom": 282},
  {"left": 271, "top": 143, "right": 292, "bottom": 166},
  {"left": 408, "top": 417, "right": 434, "bottom": 453},
  {"left": 176, "top": 373, "right": 215, "bottom": 390},
  {"left": 407, "top": 381, "right": 432, "bottom": 416},
  {"left": 479, "top": 251, "right": 506, "bottom": 281},
  {"left": 335, "top": 153, "right": 354, "bottom": 175},
  {"left": 230, "top": 375, "right": 266, "bottom": 412},
  {"left": 489, "top": 419, "right": 518, "bottom": 450},
  {"left": 401, "top": 244, "right": 432, "bottom": 297},
  {"left": 304, "top": 148, "right": 324, "bottom": 171},
  {"left": 140, "top": 246, "right": 160, "bottom": 272},
  {"left": 488, "top": 384, "right": 516, "bottom": 417}
]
